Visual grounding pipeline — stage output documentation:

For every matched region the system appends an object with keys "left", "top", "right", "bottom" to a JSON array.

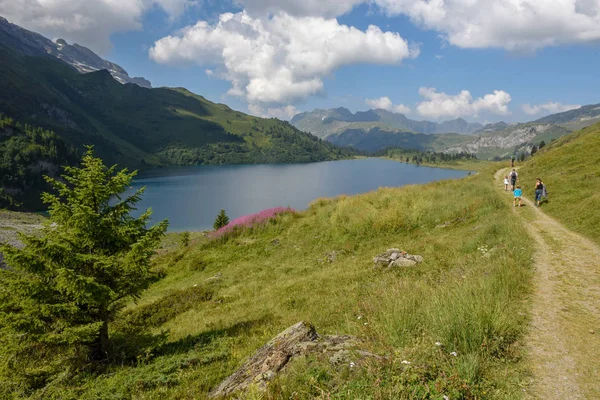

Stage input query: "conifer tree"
[
  {"left": 0, "top": 148, "right": 167, "bottom": 390},
  {"left": 213, "top": 209, "right": 230, "bottom": 230}
]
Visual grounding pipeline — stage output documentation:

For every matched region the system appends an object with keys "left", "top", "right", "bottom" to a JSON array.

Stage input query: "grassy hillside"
[
  {"left": 0, "top": 43, "right": 353, "bottom": 171},
  {"left": 22, "top": 166, "right": 535, "bottom": 399},
  {"left": 518, "top": 122, "right": 600, "bottom": 244}
]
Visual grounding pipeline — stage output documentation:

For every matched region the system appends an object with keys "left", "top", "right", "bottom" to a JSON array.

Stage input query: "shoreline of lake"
[{"left": 127, "top": 158, "right": 471, "bottom": 232}]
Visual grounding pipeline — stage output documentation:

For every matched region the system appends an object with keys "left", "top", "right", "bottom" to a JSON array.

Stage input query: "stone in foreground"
[{"left": 209, "top": 321, "right": 378, "bottom": 398}]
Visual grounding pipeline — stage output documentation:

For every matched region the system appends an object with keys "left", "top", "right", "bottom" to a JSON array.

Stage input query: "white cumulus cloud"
[
  {"left": 235, "top": 0, "right": 364, "bottom": 18},
  {"left": 416, "top": 87, "right": 512, "bottom": 119},
  {"left": 231, "top": 1, "right": 600, "bottom": 51},
  {"left": 248, "top": 104, "right": 299, "bottom": 120},
  {"left": 0, "top": 0, "right": 198, "bottom": 54},
  {"left": 522, "top": 102, "right": 582, "bottom": 115},
  {"left": 373, "top": 0, "right": 600, "bottom": 50},
  {"left": 365, "top": 97, "right": 411, "bottom": 114},
  {"left": 150, "top": 11, "right": 418, "bottom": 106}
]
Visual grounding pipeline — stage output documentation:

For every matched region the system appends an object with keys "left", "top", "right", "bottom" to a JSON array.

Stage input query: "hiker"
[
  {"left": 511, "top": 155, "right": 515, "bottom": 168},
  {"left": 503, "top": 175, "right": 510, "bottom": 191},
  {"left": 509, "top": 169, "right": 518, "bottom": 191},
  {"left": 535, "top": 178, "right": 544, "bottom": 207},
  {"left": 514, "top": 185, "right": 523, "bottom": 207}
]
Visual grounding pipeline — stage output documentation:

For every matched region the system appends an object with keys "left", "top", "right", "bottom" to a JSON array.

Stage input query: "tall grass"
[{"left": 28, "top": 166, "right": 534, "bottom": 399}]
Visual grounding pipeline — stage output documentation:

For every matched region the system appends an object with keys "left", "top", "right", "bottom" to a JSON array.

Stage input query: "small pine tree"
[
  {"left": 539, "top": 140, "right": 546, "bottom": 149},
  {"left": 213, "top": 209, "right": 230, "bottom": 230},
  {"left": 0, "top": 148, "right": 167, "bottom": 391},
  {"left": 181, "top": 231, "right": 190, "bottom": 247}
]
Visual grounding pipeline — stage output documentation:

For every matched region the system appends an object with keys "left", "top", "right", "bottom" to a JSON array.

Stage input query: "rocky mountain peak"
[{"left": 0, "top": 18, "right": 151, "bottom": 88}]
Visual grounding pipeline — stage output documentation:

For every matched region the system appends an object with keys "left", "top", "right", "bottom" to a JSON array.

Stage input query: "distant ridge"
[
  {"left": 0, "top": 16, "right": 151, "bottom": 88},
  {"left": 291, "top": 107, "right": 484, "bottom": 138}
]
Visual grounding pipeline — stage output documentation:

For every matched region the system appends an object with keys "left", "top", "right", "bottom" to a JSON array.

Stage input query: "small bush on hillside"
[
  {"left": 181, "top": 231, "right": 190, "bottom": 247},
  {"left": 0, "top": 148, "right": 168, "bottom": 395},
  {"left": 213, "top": 209, "right": 230, "bottom": 230}
]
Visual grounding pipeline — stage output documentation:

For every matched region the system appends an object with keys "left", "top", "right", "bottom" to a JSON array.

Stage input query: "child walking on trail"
[
  {"left": 503, "top": 176, "right": 510, "bottom": 191},
  {"left": 514, "top": 186, "right": 523, "bottom": 207}
]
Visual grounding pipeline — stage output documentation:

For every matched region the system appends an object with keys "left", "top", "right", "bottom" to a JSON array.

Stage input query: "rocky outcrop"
[
  {"left": 0, "top": 17, "right": 151, "bottom": 88},
  {"left": 373, "top": 248, "right": 424, "bottom": 268},
  {"left": 209, "top": 322, "right": 378, "bottom": 398},
  {"left": 442, "top": 124, "right": 554, "bottom": 154}
]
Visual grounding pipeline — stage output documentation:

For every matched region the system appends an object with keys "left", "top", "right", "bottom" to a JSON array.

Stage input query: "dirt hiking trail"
[{"left": 495, "top": 168, "right": 600, "bottom": 399}]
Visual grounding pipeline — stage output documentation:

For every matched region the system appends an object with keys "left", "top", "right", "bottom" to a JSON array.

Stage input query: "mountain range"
[
  {"left": 0, "top": 17, "right": 151, "bottom": 88},
  {"left": 291, "top": 108, "right": 484, "bottom": 137},
  {"left": 292, "top": 104, "right": 600, "bottom": 158},
  {"left": 0, "top": 18, "right": 354, "bottom": 210}
]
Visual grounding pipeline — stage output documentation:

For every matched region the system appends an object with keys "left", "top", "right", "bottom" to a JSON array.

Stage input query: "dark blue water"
[{"left": 127, "top": 158, "right": 470, "bottom": 231}]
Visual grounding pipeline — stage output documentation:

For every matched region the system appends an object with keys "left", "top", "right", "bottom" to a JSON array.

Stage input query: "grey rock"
[
  {"left": 406, "top": 255, "right": 424, "bottom": 263},
  {"left": 373, "top": 256, "right": 390, "bottom": 265},
  {"left": 373, "top": 247, "right": 423, "bottom": 269},
  {"left": 391, "top": 258, "right": 417, "bottom": 267},
  {"left": 209, "top": 323, "right": 375, "bottom": 398}
]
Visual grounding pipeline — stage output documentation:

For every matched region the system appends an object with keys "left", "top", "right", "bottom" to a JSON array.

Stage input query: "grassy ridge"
[
  {"left": 518, "top": 122, "right": 600, "bottom": 244},
  {"left": 0, "top": 44, "right": 353, "bottom": 171},
  {"left": 37, "top": 167, "right": 534, "bottom": 399}
]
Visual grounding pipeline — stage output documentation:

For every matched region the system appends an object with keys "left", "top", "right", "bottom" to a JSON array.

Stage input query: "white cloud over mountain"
[
  {"left": 522, "top": 102, "right": 582, "bottom": 116},
  {"left": 3, "top": 0, "right": 598, "bottom": 57},
  {"left": 0, "top": 0, "right": 197, "bottom": 54},
  {"left": 416, "top": 88, "right": 512, "bottom": 119},
  {"left": 366, "top": 97, "right": 411, "bottom": 114},
  {"left": 150, "top": 11, "right": 418, "bottom": 106},
  {"left": 248, "top": 104, "right": 299, "bottom": 119}
]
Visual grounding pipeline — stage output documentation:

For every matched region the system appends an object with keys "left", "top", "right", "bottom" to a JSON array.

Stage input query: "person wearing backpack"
[
  {"left": 535, "top": 178, "right": 544, "bottom": 207},
  {"left": 541, "top": 181, "right": 548, "bottom": 201},
  {"left": 509, "top": 169, "right": 518, "bottom": 191}
]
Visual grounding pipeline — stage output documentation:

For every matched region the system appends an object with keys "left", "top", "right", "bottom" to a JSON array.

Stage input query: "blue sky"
[{"left": 3, "top": 0, "right": 599, "bottom": 122}]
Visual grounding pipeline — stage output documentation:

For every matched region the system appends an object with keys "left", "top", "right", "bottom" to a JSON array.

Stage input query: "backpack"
[{"left": 510, "top": 171, "right": 517, "bottom": 179}]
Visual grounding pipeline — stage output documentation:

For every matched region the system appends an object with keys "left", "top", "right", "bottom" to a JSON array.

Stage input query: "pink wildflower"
[{"left": 211, "top": 207, "right": 294, "bottom": 238}]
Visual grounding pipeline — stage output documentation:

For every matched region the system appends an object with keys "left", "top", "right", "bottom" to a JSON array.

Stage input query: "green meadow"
[
  {"left": 8, "top": 162, "right": 534, "bottom": 399},
  {"left": 7, "top": 122, "right": 599, "bottom": 399}
]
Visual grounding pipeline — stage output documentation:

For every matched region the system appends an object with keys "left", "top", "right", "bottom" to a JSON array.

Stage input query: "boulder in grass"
[
  {"left": 373, "top": 248, "right": 424, "bottom": 269},
  {"left": 209, "top": 322, "right": 379, "bottom": 398}
]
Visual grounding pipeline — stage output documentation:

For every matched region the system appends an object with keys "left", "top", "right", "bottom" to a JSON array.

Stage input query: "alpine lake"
[{"left": 126, "top": 158, "right": 471, "bottom": 231}]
